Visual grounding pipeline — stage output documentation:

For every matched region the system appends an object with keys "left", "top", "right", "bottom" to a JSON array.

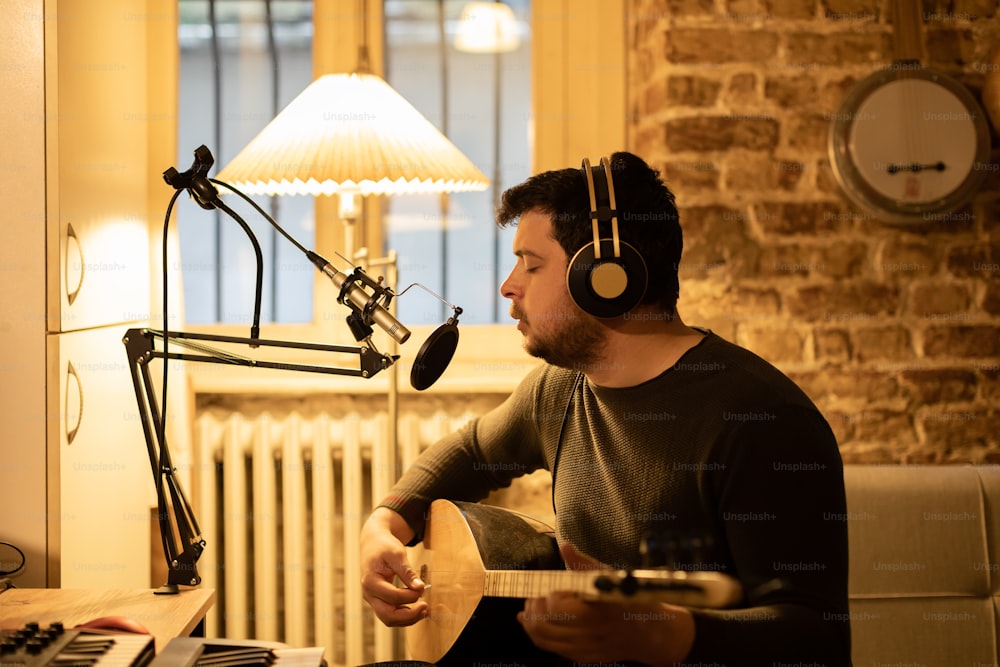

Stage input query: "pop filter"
[{"left": 410, "top": 315, "right": 460, "bottom": 391}]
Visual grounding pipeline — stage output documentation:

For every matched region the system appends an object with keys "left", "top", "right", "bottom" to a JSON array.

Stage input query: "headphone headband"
[{"left": 568, "top": 156, "right": 648, "bottom": 318}]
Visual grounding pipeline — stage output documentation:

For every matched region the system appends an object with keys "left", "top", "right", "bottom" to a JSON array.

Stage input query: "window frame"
[{"left": 183, "top": 0, "right": 624, "bottom": 395}]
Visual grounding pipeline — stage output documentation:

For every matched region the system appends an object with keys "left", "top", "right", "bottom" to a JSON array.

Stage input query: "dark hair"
[{"left": 496, "top": 151, "right": 682, "bottom": 313}]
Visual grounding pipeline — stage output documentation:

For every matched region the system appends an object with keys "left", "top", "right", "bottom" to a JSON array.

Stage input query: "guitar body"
[
  {"left": 406, "top": 500, "right": 742, "bottom": 665},
  {"left": 406, "top": 500, "right": 565, "bottom": 665}
]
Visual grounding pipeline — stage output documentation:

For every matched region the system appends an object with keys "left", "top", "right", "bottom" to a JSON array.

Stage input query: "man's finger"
[
  {"left": 559, "top": 542, "right": 605, "bottom": 571},
  {"left": 367, "top": 596, "right": 429, "bottom": 627}
]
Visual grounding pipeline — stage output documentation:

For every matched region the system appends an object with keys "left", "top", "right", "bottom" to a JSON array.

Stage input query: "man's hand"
[
  {"left": 360, "top": 506, "right": 428, "bottom": 627},
  {"left": 516, "top": 543, "right": 696, "bottom": 665}
]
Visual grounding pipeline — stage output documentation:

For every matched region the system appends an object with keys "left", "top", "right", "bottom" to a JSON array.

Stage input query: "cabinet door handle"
[
  {"left": 65, "top": 222, "right": 84, "bottom": 306},
  {"left": 65, "top": 361, "right": 83, "bottom": 445}
]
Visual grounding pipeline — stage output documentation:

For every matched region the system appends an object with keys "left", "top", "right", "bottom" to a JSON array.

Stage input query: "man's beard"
[{"left": 513, "top": 304, "right": 607, "bottom": 372}]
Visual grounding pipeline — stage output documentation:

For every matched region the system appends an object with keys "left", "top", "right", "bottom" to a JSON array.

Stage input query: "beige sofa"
[{"left": 845, "top": 464, "right": 1000, "bottom": 665}]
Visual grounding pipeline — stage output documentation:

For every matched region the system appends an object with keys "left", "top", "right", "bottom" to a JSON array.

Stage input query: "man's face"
[{"left": 499, "top": 209, "right": 605, "bottom": 370}]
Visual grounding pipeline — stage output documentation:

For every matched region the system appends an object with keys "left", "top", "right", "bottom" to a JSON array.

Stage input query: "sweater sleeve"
[
  {"left": 377, "top": 364, "right": 551, "bottom": 541},
  {"left": 685, "top": 405, "right": 852, "bottom": 666}
]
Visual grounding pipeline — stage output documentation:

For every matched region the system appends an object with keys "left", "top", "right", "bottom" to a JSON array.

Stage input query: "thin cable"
[
  {"left": 208, "top": 0, "right": 223, "bottom": 321},
  {"left": 357, "top": 0, "right": 371, "bottom": 72},
  {"left": 264, "top": 0, "right": 281, "bottom": 320},
  {"left": 160, "top": 187, "right": 185, "bottom": 526},
  {"left": 212, "top": 178, "right": 310, "bottom": 256},
  {"left": 0, "top": 541, "right": 26, "bottom": 577},
  {"left": 214, "top": 198, "right": 264, "bottom": 340},
  {"left": 438, "top": 0, "right": 449, "bottom": 323}
]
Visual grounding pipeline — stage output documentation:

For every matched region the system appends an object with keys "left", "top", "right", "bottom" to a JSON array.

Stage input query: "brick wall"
[{"left": 628, "top": 0, "right": 1000, "bottom": 462}]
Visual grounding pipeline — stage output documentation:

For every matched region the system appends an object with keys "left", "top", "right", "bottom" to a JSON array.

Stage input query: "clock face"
[{"left": 829, "top": 67, "right": 991, "bottom": 222}]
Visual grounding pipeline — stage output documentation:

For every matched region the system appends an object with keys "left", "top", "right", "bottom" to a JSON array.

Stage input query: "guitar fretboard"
[{"left": 483, "top": 569, "right": 601, "bottom": 599}]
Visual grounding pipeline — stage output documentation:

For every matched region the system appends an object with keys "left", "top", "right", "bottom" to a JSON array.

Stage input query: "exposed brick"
[
  {"left": 687, "top": 287, "right": 777, "bottom": 329},
  {"left": 662, "top": 160, "right": 721, "bottom": 191},
  {"left": 725, "top": 72, "right": 758, "bottom": 106},
  {"left": 667, "top": 75, "right": 722, "bottom": 107},
  {"left": 789, "top": 369, "right": 900, "bottom": 403},
  {"left": 900, "top": 369, "right": 978, "bottom": 404},
  {"left": 851, "top": 326, "right": 912, "bottom": 362},
  {"left": 723, "top": 3, "right": 772, "bottom": 24},
  {"left": 764, "top": 75, "right": 819, "bottom": 108},
  {"left": 953, "top": 0, "right": 998, "bottom": 19},
  {"left": 725, "top": 155, "right": 804, "bottom": 192},
  {"left": 643, "top": 77, "right": 668, "bottom": 114},
  {"left": 909, "top": 281, "right": 973, "bottom": 318},
  {"left": 663, "top": 0, "right": 717, "bottom": 15},
  {"left": 633, "top": 125, "right": 664, "bottom": 154},
  {"left": 731, "top": 287, "right": 782, "bottom": 318},
  {"left": 821, "top": 0, "right": 880, "bottom": 20},
  {"left": 875, "top": 238, "right": 938, "bottom": 277},
  {"left": 905, "top": 206, "right": 977, "bottom": 234},
  {"left": 665, "top": 29, "right": 779, "bottom": 64},
  {"left": 785, "top": 32, "right": 888, "bottom": 66},
  {"left": 838, "top": 442, "right": 902, "bottom": 464},
  {"left": 823, "top": 410, "right": 853, "bottom": 444},
  {"left": 925, "top": 27, "right": 978, "bottom": 67},
  {"left": 726, "top": 0, "right": 758, "bottom": 16},
  {"left": 757, "top": 244, "right": 821, "bottom": 277},
  {"left": 921, "top": 409, "right": 1000, "bottom": 449},
  {"left": 979, "top": 198, "right": 1000, "bottom": 235},
  {"left": 761, "top": 0, "right": 816, "bottom": 20},
  {"left": 923, "top": 325, "right": 1000, "bottom": 357},
  {"left": 737, "top": 324, "right": 806, "bottom": 364},
  {"left": 854, "top": 410, "right": 917, "bottom": 444},
  {"left": 946, "top": 242, "right": 1000, "bottom": 277},
  {"left": 815, "top": 159, "right": 841, "bottom": 194},
  {"left": 753, "top": 201, "right": 850, "bottom": 235},
  {"left": 678, "top": 205, "right": 760, "bottom": 279},
  {"left": 814, "top": 328, "right": 852, "bottom": 363},
  {"left": 788, "top": 281, "right": 900, "bottom": 322},
  {"left": 680, "top": 204, "right": 748, "bottom": 239},
  {"left": 984, "top": 281, "right": 1000, "bottom": 315},
  {"left": 783, "top": 113, "right": 830, "bottom": 151},
  {"left": 814, "top": 241, "right": 868, "bottom": 279},
  {"left": 664, "top": 115, "right": 780, "bottom": 152},
  {"left": 822, "top": 75, "right": 863, "bottom": 113},
  {"left": 981, "top": 366, "right": 1000, "bottom": 400}
]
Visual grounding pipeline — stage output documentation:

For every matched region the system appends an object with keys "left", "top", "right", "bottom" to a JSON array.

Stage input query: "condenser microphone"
[{"left": 307, "top": 251, "right": 411, "bottom": 345}]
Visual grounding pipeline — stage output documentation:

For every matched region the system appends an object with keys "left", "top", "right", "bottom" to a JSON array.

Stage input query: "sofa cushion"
[{"left": 845, "top": 465, "right": 1000, "bottom": 666}]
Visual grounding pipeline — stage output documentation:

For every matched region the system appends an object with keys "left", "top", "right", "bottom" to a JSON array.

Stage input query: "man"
[{"left": 360, "top": 152, "right": 851, "bottom": 665}]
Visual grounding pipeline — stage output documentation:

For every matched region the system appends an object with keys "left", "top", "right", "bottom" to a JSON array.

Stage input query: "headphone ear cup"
[{"left": 566, "top": 239, "right": 648, "bottom": 318}]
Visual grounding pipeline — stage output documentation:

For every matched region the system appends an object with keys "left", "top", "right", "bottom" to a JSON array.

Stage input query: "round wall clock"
[{"left": 828, "top": 1, "right": 991, "bottom": 224}]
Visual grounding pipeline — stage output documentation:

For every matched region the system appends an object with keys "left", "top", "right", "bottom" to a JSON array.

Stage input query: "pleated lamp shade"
[{"left": 215, "top": 72, "right": 490, "bottom": 196}]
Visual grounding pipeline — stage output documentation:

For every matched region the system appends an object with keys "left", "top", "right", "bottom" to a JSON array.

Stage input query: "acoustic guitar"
[{"left": 405, "top": 499, "right": 742, "bottom": 665}]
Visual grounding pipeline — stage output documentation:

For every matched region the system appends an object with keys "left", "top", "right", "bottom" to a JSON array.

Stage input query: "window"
[
  {"left": 177, "top": 0, "right": 315, "bottom": 325},
  {"left": 383, "top": 0, "right": 531, "bottom": 325},
  {"left": 176, "top": 0, "right": 532, "bottom": 327}
]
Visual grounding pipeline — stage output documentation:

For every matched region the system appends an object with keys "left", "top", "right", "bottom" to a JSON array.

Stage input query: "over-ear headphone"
[{"left": 566, "top": 157, "right": 648, "bottom": 318}]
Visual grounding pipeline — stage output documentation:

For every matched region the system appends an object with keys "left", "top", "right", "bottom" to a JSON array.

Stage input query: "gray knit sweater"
[{"left": 381, "top": 331, "right": 851, "bottom": 665}]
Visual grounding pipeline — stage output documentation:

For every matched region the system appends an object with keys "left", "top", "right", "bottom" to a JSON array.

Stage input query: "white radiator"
[{"left": 190, "top": 402, "right": 488, "bottom": 666}]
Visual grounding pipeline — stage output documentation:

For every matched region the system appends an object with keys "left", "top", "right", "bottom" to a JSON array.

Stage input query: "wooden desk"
[{"left": 0, "top": 588, "right": 215, "bottom": 652}]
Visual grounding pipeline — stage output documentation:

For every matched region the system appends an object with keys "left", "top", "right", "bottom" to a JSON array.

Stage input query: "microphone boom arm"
[{"left": 124, "top": 327, "right": 396, "bottom": 593}]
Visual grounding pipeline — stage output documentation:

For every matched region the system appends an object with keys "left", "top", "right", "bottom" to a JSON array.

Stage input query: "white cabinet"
[
  {"left": 1, "top": 0, "right": 175, "bottom": 588},
  {"left": 48, "top": 327, "right": 155, "bottom": 588}
]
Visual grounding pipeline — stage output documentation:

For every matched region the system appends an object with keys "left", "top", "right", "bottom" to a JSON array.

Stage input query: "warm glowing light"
[
  {"left": 454, "top": 2, "right": 521, "bottom": 53},
  {"left": 216, "top": 73, "right": 489, "bottom": 197}
]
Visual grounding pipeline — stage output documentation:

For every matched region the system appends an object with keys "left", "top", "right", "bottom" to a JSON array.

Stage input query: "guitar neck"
[{"left": 483, "top": 569, "right": 600, "bottom": 599}]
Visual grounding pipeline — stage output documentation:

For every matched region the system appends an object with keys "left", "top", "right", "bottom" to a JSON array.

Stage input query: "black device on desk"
[{"left": 0, "top": 622, "right": 154, "bottom": 666}]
